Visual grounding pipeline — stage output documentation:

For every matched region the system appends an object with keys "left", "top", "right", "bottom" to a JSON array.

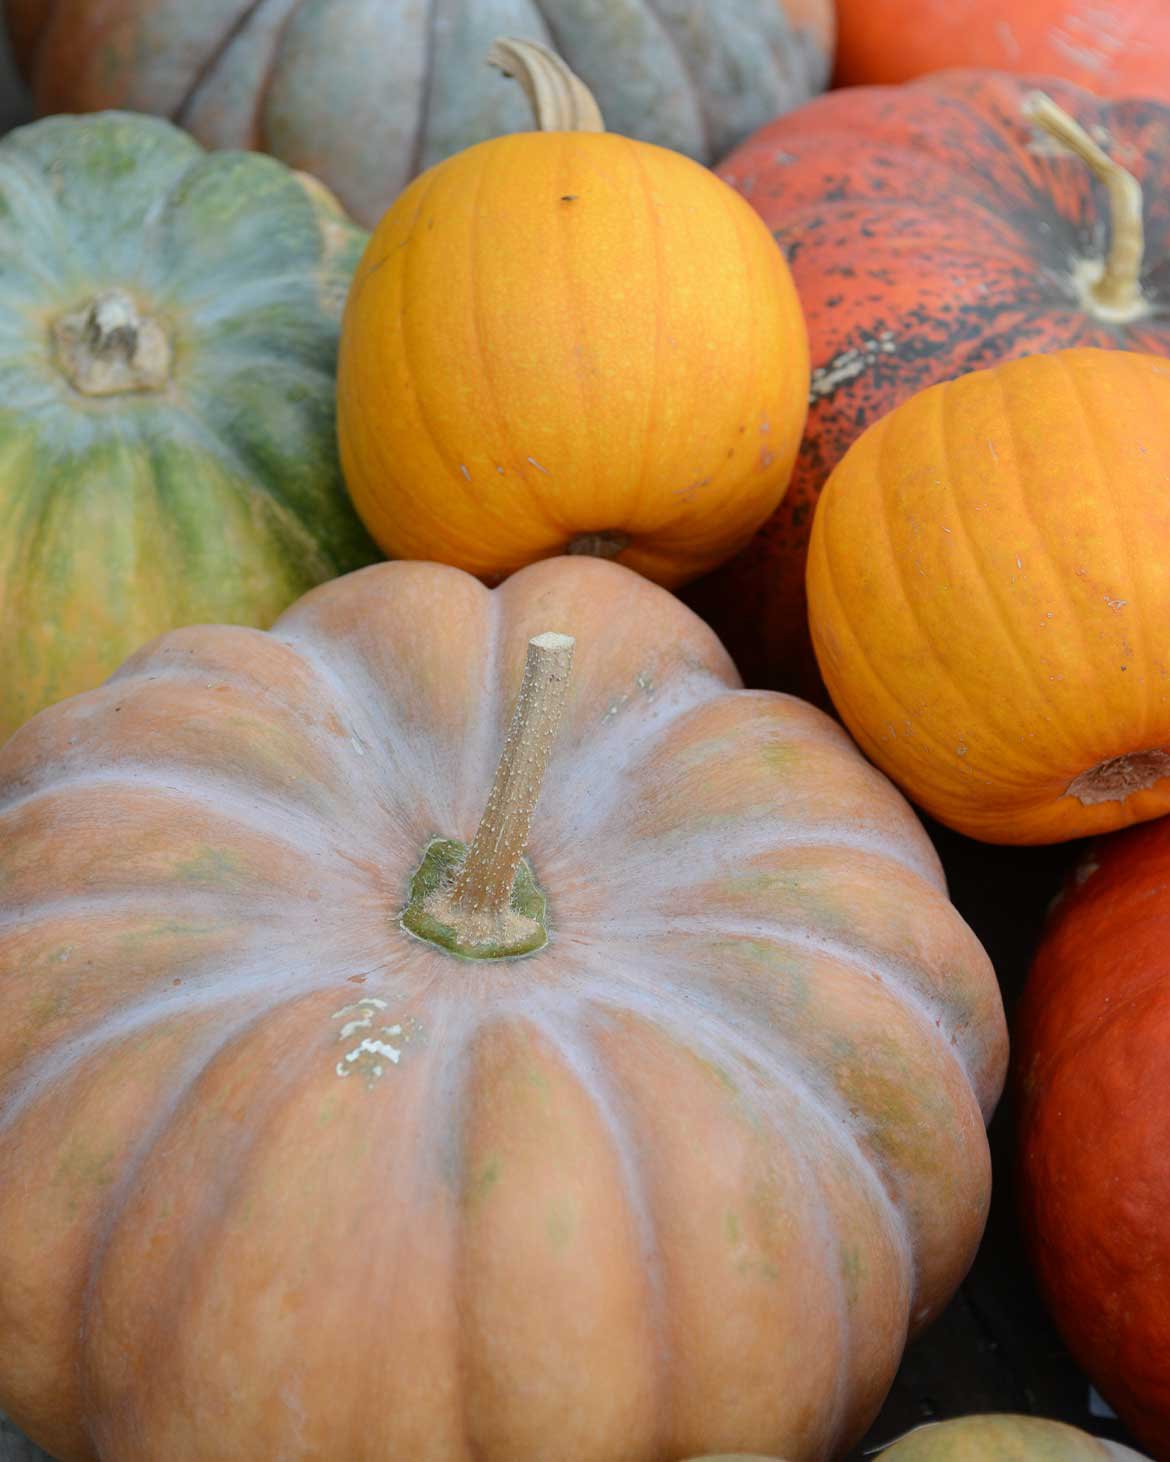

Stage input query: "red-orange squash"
[
  {"left": 337, "top": 41, "right": 810, "bottom": 591},
  {"left": 0, "top": 557, "right": 1005, "bottom": 1461},
  {"left": 807, "top": 348, "right": 1170, "bottom": 845},
  {"left": 685, "top": 71, "right": 1170, "bottom": 696},
  {"left": 1018, "top": 818, "right": 1170, "bottom": 1458},
  {"left": 833, "top": 0, "right": 1170, "bottom": 99}
]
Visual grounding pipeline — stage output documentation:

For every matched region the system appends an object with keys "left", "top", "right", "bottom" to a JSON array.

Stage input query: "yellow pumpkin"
[
  {"left": 807, "top": 348, "right": 1170, "bottom": 844},
  {"left": 337, "top": 39, "right": 809, "bottom": 589}
]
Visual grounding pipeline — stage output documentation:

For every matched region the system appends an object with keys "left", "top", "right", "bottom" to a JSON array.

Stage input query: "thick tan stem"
[
  {"left": 1025, "top": 92, "right": 1146, "bottom": 320},
  {"left": 52, "top": 289, "right": 172, "bottom": 396},
  {"left": 429, "top": 632, "right": 574, "bottom": 948},
  {"left": 487, "top": 38, "right": 605, "bottom": 133}
]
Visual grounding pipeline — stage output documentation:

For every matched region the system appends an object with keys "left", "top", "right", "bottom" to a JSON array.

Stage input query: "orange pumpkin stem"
[
  {"left": 487, "top": 38, "right": 606, "bottom": 133},
  {"left": 430, "top": 631, "right": 574, "bottom": 948},
  {"left": 1025, "top": 93, "right": 1146, "bottom": 321}
]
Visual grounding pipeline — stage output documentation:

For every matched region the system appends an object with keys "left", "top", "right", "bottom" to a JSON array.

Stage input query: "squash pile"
[{"left": 2, "top": 5, "right": 1170, "bottom": 1461}]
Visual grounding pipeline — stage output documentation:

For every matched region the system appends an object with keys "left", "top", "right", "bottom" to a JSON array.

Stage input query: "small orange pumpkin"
[
  {"left": 337, "top": 40, "right": 809, "bottom": 590},
  {"left": 807, "top": 348, "right": 1170, "bottom": 844}
]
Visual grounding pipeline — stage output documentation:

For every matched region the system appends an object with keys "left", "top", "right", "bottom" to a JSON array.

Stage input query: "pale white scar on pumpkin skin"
[{"left": 331, "top": 997, "right": 416, "bottom": 1082}]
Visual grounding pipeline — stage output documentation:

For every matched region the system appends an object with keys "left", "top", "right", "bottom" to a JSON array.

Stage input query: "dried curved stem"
[
  {"left": 487, "top": 37, "right": 605, "bottom": 133},
  {"left": 1025, "top": 92, "right": 1145, "bottom": 320}
]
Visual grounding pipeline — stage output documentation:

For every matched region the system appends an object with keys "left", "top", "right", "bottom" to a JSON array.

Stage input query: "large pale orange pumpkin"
[
  {"left": 337, "top": 41, "right": 810, "bottom": 590},
  {"left": 0, "top": 557, "right": 1005, "bottom": 1462},
  {"left": 808, "top": 348, "right": 1170, "bottom": 845}
]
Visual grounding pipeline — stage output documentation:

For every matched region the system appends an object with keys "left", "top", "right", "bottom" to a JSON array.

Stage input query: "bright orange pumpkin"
[
  {"left": 0, "top": 557, "right": 1004, "bottom": 1462},
  {"left": 337, "top": 40, "right": 810, "bottom": 590},
  {"left": 807, "top": 348, "right": 1170, "bottom": 845}
]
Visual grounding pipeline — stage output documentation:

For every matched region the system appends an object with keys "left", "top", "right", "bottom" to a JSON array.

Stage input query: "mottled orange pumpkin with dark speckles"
[
  {"left": 833, "top": 0, "right": 1170, "bottom": 100},
  {"left": 684, "top": 71, "right": 1170, "bottom": 696}
]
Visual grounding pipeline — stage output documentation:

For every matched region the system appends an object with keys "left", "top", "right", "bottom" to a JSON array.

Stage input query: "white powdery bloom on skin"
[{"left": 331, "top": 997, "right": 407, "bottom": 1081}]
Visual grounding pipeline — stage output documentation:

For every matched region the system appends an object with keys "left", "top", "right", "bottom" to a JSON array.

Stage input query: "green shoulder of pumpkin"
[
  {"left": 0, "top": 110, "right": 368, "bottom": 307},
  {"left": 0, "top": 108, "right": 378, "bottom": 742}
]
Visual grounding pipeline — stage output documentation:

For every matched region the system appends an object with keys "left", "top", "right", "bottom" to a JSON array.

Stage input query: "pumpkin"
[
  {"left": 688, "top": 1414, "right": 1149, "bottom": 1459},
  {"left": 684, "top": 71, "right": 1170, "bottom": 697},
  {"left": 1018, "top": 817, "right": 1170, "bottom": 1458},
  {"left": 833, "top": 0, "right": 1170, "bottom": 99},
  {"left": 337, "top": 40, "right": 810, "bottom": 592},
  {"left": 0, "top": 110, "right": 378, "bottom": 745},
  {"left": 5, "top": 0, "right": 835, "bottom": 230},
  {"left": 0, "top": 556, "right": 1006, "bottom": 1462},
  {"left": 872, "top": 1415, "right": 1148, "bottom": 1460},
  {"left": 807, "top": 347, "right": 1170, "bottom": 846}
]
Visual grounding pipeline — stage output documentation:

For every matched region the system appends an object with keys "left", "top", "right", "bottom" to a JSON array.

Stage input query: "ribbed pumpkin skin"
[
  {"left": 807, "top": 349, "right": 1170, "bottom": 845},
  {"left": 337, "top": 132, "right": 809, "bottom": 589},
  {"left": 5, "top": 0, "right": 834, "bottom": 229},
  {"left": 688, "top": 1415, "right": 1149, "bottom": 1459},
  {"left": 0, "top": 558, "right": 1005, "bottom": 1462},
  {"left": 684, "top": 72, "right": 1170, "bottom": 696},
  {"left": 834, "top": 0, "right": 1170, "bottom": 99},
  {"left": 1018, "top": 822, "right": 1170, "bottom": 1459},
  {"left": 0, "top": 111, "right": 378, "bottom": 743},
  {"left": 874, "top": 1416, "right": 1148, "bottom": 1460}
]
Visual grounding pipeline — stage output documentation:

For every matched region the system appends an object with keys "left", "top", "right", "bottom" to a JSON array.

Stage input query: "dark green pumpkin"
[{"left": 0, "top": 111, "right": 377, "bottom": 742}]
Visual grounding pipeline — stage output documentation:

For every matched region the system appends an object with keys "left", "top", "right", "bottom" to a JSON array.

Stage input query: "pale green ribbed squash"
[
  {"left": 0, "top": 111, "right": 378, "bottom": 742},
  {"left": 9, "top": 0, "right": 835, "bottom": 227}
]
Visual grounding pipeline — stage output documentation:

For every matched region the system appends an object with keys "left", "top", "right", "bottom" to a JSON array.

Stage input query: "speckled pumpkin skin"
[
  {"left": 833, "top": 0, "right": 1170, "bottom": 100},
  {"left": 1019, "top": 821, "right": 1170, "bottom": 1458},
  {"left": 0, "top": 111, "right": 378, "bottom": 744},
  {"left": 0, "top": 558, "right": 1005, "bottom": 1462},
  {"left": 684, "top": 71, "right": 1170, "bottom": 697},
  {"left": 6, "top": 0, "right": 834, "bottom": 229}
]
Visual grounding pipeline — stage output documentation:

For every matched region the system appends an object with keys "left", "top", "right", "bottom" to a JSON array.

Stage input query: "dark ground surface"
[
  {"left": 0, "top": 23, "right": 28, "bottom": 136},
  {"left": 0, "top": 17, "right": 1149, "bottom": 1462}
]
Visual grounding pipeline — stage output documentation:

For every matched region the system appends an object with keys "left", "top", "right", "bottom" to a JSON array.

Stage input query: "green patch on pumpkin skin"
[
  {"left": 724, "top": 1210, "right": 742, "bottom": 1246},
  {"left": 840, "top": 1244, "right": 866, "bottom": 1310},
  {"left": 465, "top": 1155, "right": 503, "bottom": 1210},
  {"left": 173, "top": 846, "right": 245, "bottom": 887},
  {"left": 116, "top": 918, "right": 224, "bottom": 947},
  {"left": 761, "top": 739, "right": 801, "bottom": 774},
  {"left": 546, "top": 1195, "right": 578, "bottom": 1251},
  {"left": 55, "top": 1136, "right": 119, "bottom": 1194}
]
